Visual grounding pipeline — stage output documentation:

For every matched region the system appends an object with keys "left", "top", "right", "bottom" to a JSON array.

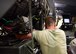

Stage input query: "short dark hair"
[{"left": 45, "top": 16, "right": 56, "bottom": 26}]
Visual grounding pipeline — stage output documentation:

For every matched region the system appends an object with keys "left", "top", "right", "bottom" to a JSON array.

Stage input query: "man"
[
  {"left": 32, "top": 16, "right": 67, "bottom": 54},
  {"left": 69, "top": 31, "right": 76, "bottom": 54},
  {"left": 17, "top": 16, "right": 67, "bottom": 54}
]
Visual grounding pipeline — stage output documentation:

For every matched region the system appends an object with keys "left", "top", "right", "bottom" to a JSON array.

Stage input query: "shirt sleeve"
[{"left": 32, "top": 30, "right": 39, "bottom": 40}]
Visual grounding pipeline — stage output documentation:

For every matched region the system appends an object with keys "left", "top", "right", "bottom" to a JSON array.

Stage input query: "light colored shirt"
[
  {"left": 33, "top": 29, "right": 67, "bottom": 54},
  {"left": 69, "top": 38, "right": 76, "bottom": 54}
]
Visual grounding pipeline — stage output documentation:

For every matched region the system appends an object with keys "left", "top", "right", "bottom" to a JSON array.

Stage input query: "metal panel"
[{"left": 0, "top": 0, "right": 16, "bottom": 18}]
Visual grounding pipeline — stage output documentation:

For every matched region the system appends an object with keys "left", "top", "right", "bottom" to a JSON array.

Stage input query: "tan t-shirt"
[{"left": 33, "top": 29, "right": 67, "bottom": 54}]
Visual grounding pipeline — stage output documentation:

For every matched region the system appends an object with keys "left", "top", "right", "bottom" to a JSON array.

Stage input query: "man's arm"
[{"left": 16, "top": 33, "right": 32, "bottom": 40}]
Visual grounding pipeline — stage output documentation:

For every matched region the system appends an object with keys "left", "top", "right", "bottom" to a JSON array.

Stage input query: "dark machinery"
[
  {"left": 0, "top": 0, "right": 31, "bottom": 46},
  {"left": 0, "top": 0, "right": 33, "bottom": 54}
]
